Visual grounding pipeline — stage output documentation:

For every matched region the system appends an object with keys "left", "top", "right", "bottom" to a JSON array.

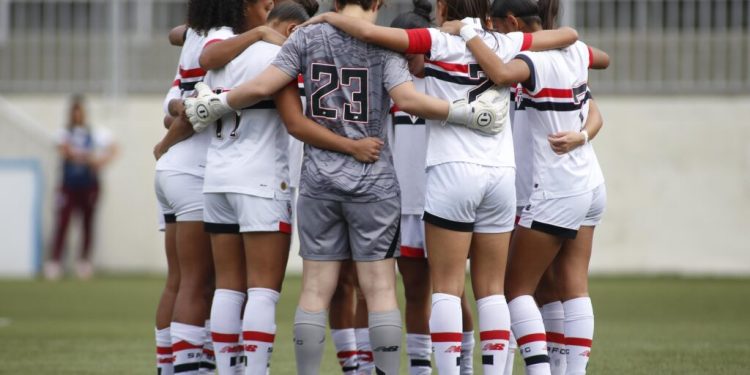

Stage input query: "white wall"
[{"left": 3, "top": 95, "right": 750, "bottom": 276}]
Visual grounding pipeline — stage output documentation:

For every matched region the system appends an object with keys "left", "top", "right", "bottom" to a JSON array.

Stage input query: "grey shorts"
[{"left": 297, "top": 195, "right": 401, "bottom": 262}]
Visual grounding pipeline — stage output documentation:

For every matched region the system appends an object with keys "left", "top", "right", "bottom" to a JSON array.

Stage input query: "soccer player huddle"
[{"left": 152, "top": 0, "right": 610, "bottom": 374}]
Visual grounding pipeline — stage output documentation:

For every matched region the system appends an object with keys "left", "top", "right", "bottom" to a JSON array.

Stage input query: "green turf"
[{"left": 0, "top": 276, "right": 748, "bottom": 374}]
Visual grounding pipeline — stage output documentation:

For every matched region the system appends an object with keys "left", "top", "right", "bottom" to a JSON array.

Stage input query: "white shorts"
[
  {"left": 424, "top": 162, "right": 516, "bottom": 234},
  {"left": 519, "top": 184, "right": 607, "bottom": 239},
  {"left": 203, "top": 192, "right": 292, "bottom": 234},
  {"left": 154, "top": 170, "right": 204, "bottom": 222},
  {"left": 400, "top": 214, "right": 426, "bottom": 258}
]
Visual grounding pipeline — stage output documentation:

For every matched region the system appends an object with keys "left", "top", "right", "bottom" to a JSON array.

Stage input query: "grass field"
[{"left": 0, "top": 276, "right": 748, "bottom": 374}]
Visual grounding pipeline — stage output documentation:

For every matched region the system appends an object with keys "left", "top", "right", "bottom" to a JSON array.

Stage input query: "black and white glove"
[
  {"left": 446, "top": 87, "right": 509, "bottom": 136},
  {"left": 184, "top": 82, "right": 233, "bottom": 132}
]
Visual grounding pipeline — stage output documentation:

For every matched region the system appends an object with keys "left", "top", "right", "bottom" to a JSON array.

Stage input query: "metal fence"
[{"left": 0, "top": 0, "right": 749, "bottom": 95}]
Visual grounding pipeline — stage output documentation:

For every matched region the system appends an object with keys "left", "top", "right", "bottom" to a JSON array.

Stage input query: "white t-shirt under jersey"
[
  {"left": 388, "top": 77, "right": 427, "bottom": 215},
  {"left": 514, "top": 41, "right": 604, "bottom": 199},
  {"left": 405, "top": 18, "right": 532, "bottom": 169},
  {"left": 202, "top": 40, "right": 291, "bottom": 200},
  {"left": 156, "top": 28, "right": 212, "bottom": 178}
]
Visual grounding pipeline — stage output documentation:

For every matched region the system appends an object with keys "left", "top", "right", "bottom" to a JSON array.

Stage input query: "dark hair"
[
  {"left": 292, "top": 0, "right": 320, "bottom": 17},
  {"left": 537, "top": 0, "right": 559, "bottom": 30},
  {"left": 440, "top": 0, "right": 489, "bottom": 23},
  {"left": 334, "top": 0, "right": 381, "bottom": 11},
  {"left": 188, "top": 0, "right": 252, "bottom": 35},
  {"left": 491, "top": 0, "right": 542, "bottom": 28},
  {"left": 67, "top": 94, "right": 86, "bottom": 129},
  {"left": 390, "top": 0, "right": 431, "bottom": 29},
  {"left": 268, "top": 2, "right": 310, "bottom": 24}
]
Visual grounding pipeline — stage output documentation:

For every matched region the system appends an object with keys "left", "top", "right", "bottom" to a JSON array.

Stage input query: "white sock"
[
  {"left": 242, "top": 289, "right": 279, "bottom": 375},
  {"left": 541, "top": 302, "right": 566, "bottom": 375},
  {"left": 503, "top": 331, "right": 517, "bottom": 375},
  {"left": 156, "top": 327, "right": 174, "bottom": 375},
  {"left": 171, "top": 322, "right": 205, "bottom": 374},
  {"left": 563, "top": 297, "right": 594, "bottom": 375},
  {"left": 355, "top": 328, "right": 373, "bottom": 374},
  {"left": 210, "top": 289, "right": 245, "bottom": 375},
  {"left": 242, "top": 288, "right": 280, "bottom": 375},
  {"left": 199, "top": 319, "right": 215, "bottom": 374},
  {"left": 429, "top": 293, "right": 462, "bottom": 375},
  {"left": 478, "top": 295, "right": 511, "bottom": 374},
  {"left": 332, "top": 328, "right": 359, "bottom": 374},
  {"left": 460, "top": 331, "right": 474, "bottom": 375},
  {"left": 509, "top": 295, "right": 550, "bottom": 375},
  {"left": 406, "top": 333, "right": 432, "bottom": 375}
]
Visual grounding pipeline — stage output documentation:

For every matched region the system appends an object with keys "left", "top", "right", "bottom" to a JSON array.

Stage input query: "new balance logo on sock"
[
  {"left": 444, "top": 345, "right": 462, "bottom": 353},
  {"left": 220, "top": 345, "right": 243, "bottom": 353},
  {"left": 482, "top": 343, "right": 506, "bottom": 351}
]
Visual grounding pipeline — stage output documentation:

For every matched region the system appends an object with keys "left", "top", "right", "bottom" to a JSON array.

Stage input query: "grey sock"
[
  {"left": 369, "top": 309, "right": 403, "bottom": 375},
  {"left": 293, "top": 307, "right": 327, "bottom": 375}
]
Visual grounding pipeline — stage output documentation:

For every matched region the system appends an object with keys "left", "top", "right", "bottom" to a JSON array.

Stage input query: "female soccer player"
[
  {"left": 183, "top": 1, "right": 505, "bottom": 373},
  {"left": 441, "top": 1, "right": 609, "bottom": 373},
  {"left": 300, "top": 2, "right": 577, "bottom": 373}
]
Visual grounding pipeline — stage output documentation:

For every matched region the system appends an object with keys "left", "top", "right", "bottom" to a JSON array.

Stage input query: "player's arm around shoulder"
[{"left": 273, "top": 84, "right": 382, "bottom": 164}]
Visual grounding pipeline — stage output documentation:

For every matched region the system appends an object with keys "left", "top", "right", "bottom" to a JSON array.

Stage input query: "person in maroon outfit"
[{"left": 45, "top": 95, "right": 117, "bottom": 280}]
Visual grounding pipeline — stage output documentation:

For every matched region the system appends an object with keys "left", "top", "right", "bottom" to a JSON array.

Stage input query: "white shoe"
[
  {"left": 43, "top": 261, "right": 63, "bottom": 281},
  {"left": 75, "top": 260, "right": 93, "bottom": 280}
]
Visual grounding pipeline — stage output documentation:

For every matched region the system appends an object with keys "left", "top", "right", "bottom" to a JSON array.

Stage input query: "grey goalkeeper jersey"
[{"left": 273, "top": 23, "right": 411, "bottom": 202}]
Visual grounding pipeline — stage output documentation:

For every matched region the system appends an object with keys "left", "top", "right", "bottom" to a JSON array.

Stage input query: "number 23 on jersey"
[{"left": 310, "top": 63, "right": 369, "bottom": 123}]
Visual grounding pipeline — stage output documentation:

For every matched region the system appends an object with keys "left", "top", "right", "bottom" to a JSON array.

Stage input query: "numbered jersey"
[
  {"left": 156, "top": 28, "right": 212, "bottom": 178},
  {"left": 388, "top": 77, "right": 427, "bottom": 215},
  {"left": 405, "top": 18, "right": 532, "bottom": 168},
  {"left": 202, "top": 40, "right": 291, "bottom": 200},
  {"left": 273, "top": 23, "right": 412, "bottom": 202},
  {"left": 515, "top": 41, "right": 604, "bottom": 199}
]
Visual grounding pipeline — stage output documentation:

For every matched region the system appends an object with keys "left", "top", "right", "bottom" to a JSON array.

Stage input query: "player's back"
[
  {"left": 515, "top": 42, "right": 602, "bottom": 198},
  {"left": 274, "top": 23, "right": 413, "bottom": 202}
]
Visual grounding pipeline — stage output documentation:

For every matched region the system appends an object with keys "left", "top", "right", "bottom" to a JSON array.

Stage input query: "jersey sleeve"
[
  {"left": 504, "top": 32, "right": 533, "bottom": 58},
  {"left": 162, "top": 68, "right": 181, "bottom": 115},
  {"left": 203, "top": 27, "right": 234, "bottom": 49},
  {"left": 514, "top": 51, "right": 539, "bottom": 93},
  {"left": 382, "top": 52, "right": 412, "bottom": 92},
  {"left": 272, "top": 30, "right": 304, "bottom": 79}
]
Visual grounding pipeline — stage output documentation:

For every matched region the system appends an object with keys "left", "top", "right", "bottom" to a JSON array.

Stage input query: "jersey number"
[
  {"left": 311, "top": 64, "right": 369, "bottom": 123},
  {"left": 468, "top": 64, "right": 494, "bottom": 102}
]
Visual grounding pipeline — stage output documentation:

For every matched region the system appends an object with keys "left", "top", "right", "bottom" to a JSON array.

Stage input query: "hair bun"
[{"left": 412, "top": 0, "right": 432, "bottom": 20}]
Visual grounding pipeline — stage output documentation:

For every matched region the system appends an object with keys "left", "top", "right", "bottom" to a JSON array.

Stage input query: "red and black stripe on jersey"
[
  {"left": 514, "top": 54, "right": 591, "bottom": 112},
  {"left": 178, "top": 66, "right": 207, "bottom": 92},
  {"left": 424, "top": 60, "right": 486, "bottom": 86},
  {"left": 390, "top": 105, "right": 426, "bottom": 126}
]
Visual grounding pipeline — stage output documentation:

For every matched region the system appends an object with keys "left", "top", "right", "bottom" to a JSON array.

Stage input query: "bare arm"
[
  {"left": 527, "top": 27, "right": 578, "bottom": 51},
  {"left": 226, "top": 65, "right": 294, "bottom": 109},
  {"left": 200, "top": 26, "right": 286, "bottom": 70},
  {"left": 167, "top": 99, "right": 183, "bottom": 118},
  {"left": 463, "top": 36, "right": 531, "bottom": 86},
  {"left": 274, "top": 85, "right": 382, "bottom": 163},
  {"left": 589, "top": 46, "right": 610, "bottom": 70},
  {"left": 388, "top": 81, "right": 449, "bottom": 120},
  {"left": 302, "top": 12, "right": 410, "bottom": 52},
  {"left": 154, "top": 114, "right": 195, "bottom": 160},
  {"left": 169, "top": 25, "right": 187, "bottom": 46},
  {"left": 548, "top": 99, "right": 603, "bottom": 154}
]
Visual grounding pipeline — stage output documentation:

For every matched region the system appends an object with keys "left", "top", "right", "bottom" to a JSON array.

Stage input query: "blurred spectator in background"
[{"left": 44, "top": 95, "right": 117, "bottom": 280}]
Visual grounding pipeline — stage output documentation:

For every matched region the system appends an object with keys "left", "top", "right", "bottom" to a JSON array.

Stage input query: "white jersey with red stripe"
[
  {"left": 388, "top": 77, "right": 427, "bottom": 215},
  {"left": 405, "top": 18, "right": 532, "bottom": 168},
  {"left": 511, "top": 83, "right": 534, "bottom": 207},
  {"left": 202, "top": 40, "right": 292, "bottom": 200},
  {"left": 514, "top": 41, "right": 604, "bottom": 199},
  {"left": 155, "top": 28, "right": 212, "bottom": 178}
]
